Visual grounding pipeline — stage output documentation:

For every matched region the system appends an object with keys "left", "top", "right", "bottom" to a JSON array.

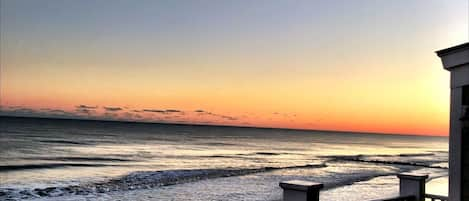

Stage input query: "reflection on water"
[{"left": 0, "top": 117, "right": 449, "bottom": 200}]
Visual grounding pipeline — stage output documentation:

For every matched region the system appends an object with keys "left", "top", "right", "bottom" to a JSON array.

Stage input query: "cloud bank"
[{"left": 0, "top": 105, "right": 245, "bottom": 125}]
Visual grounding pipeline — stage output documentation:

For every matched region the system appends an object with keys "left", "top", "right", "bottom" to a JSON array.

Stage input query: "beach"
[{"left": 0, "top": 116, "right": 448, "bottom": 201}]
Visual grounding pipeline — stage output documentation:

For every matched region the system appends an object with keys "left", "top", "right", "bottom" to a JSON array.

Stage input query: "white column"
[{"left": 436, "top": 42, "right": 469, "bottom": 201}]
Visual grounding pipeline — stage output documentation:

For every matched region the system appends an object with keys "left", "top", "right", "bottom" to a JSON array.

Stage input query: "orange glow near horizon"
[{"left": 0, "top": 72, "right": 452, "bottom": 136}]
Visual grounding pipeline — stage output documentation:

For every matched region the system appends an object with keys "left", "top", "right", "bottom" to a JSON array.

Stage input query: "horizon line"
[{"left": 0, "top": 114, "right": 448, "bottom": 138}]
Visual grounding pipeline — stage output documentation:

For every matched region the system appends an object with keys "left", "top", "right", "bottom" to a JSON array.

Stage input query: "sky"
[{"left": 1, "top": 0, "right": 468, "bottom": 136}]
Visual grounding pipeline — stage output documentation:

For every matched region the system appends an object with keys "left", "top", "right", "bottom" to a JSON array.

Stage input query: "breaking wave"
[
  {"left": 325, "top": 153, "right": 448, "bottom": 169},
  {"left": 0, "top": 164, "right": 326, "bottom": 200},
  {"left": 0, "top": 152, "right": 448, "bottom": 200},
  {"left": 0, "top": 163, "right": 114, "bottom": 172}
]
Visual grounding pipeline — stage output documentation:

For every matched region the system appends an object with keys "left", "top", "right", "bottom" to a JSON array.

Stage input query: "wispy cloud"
[
  {"left": 142, "top": 109, "right": 182, "bottom": 114},
  {"left": 273, "top": 112, "right": 297, "bottom": 118},
  {"left": 11, "top": 108, "right": 35, "bottom": 113},
  {"left": 76, "top": 105, "right": 98, "bottom": 109},
  {"left": 103, "top": 106, "right": 123, "bottom": 112},
  {"left": 165, "top": 109, "right": 181, "bottom": 113},
  {"left": 40, "top": 108, "right": 73, "bottom": 115},
  {"left": 1, "top": 105, "right": 247, "bottom": 126},
  {"left": 1, "top": 106, "right": 76, "bottom": 119},
  {"left": 220, "top": 115, "right": 238, "bottom": 121},
  {"left": 143, "top": 109, "right": 166, "bottom": 113},
  {"left": 75, "top": 105, "right": 97, "bottom": 115},
  {"left": 191, "top": 109, "right": 239, "bottom": 121}
]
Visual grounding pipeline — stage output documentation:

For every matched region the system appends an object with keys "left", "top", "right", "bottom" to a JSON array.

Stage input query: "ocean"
[{"left": 0, "top": 116, "right": 448, "bottom": 201}]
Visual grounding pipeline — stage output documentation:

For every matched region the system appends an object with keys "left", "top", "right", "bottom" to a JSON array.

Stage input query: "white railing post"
[
  {"left": 397, "top": 173, "right": 428, "bottom": 201},
  {"left": 279, "top": 180, "right": 323, "bottom": 201}
]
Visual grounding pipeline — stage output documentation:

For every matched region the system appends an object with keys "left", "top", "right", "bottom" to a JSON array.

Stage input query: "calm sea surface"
[{"left": 0, "top": 116, "right": 448, "bottom": 201}]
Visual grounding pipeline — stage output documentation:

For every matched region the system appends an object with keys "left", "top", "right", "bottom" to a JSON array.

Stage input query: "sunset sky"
[{"left": 1, "top": 0, "right": 468, "bottom": 136}]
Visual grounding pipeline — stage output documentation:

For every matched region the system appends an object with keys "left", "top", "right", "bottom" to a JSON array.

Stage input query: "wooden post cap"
[
  {"left": 397, "top": 173, "right": 429, "bottom": 180},
  {"left": 279, "top": 180, "right": 324, "bottom": 191}
]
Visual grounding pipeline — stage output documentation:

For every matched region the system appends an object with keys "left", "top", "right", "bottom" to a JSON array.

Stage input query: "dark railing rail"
[
  {"left": 375, "top": 195, "right": 416, "bottom": 201},
  {"left": 279, "top": 174, "right": 449, "bottom": 201},
  {"left": 425, "top": 193, "right": 449, "bottom": 201}
]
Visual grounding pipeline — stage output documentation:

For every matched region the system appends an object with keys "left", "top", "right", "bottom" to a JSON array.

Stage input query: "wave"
[
  {"left": 0, "top": 163, "right": 326, "bottom": 200},
  {"left": 428, "top": 150, "right": 448, "bottom": 154},
  {"left": 208, "top": 152, "right": 298, "bottom": 158},
  {"left": 241, "top": 152, "right": 299, "bottom": 156},
  {"left": 198, "top": 142, "right": 239, "bottom": 146},
  {"left": 398, "top": 153, "right": 435, "bottom": 157},
  {"left": 0, "top": 163, "right": 114, "bottom": 172},
  {"left": 326, "top": 153, "right": 448, "bottom": 169},
  {"left": 253, "top": 152, "right": 283, "bottom": 155},
  {"left": 37, "top": 140, "right": 90, "bottom": 145},
  {"left": 0, "top": 152, "right": 447, "bottom": 200},
  {"left": 25, "top": 157, "right": 135, "bottom": 162}
]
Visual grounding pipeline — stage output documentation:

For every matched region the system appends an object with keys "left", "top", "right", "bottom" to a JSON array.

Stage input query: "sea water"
[{"left": 0, "top": 116, "right": 448, "bottom": 201}]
